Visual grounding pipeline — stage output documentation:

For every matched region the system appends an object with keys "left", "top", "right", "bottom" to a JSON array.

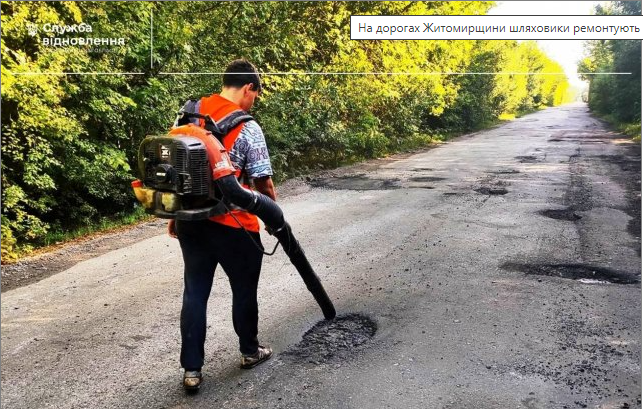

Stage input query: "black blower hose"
[{"left": 217, "top": 175, "right": 337, "bottom": 320}]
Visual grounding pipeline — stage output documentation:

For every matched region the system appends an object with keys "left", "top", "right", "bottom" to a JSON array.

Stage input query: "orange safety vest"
[{"left": 199, "top": 94, "right": 260, "bottom": 233}]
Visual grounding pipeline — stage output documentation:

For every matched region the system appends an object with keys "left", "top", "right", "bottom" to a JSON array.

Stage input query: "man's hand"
[
  {"left": 253, "top": 176, "right": 276, "bottom": 201},
  {"left": 168, "top": 219, "right": 177, "bottom": 239}
]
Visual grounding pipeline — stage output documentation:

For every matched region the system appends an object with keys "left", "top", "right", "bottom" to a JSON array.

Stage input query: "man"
[{"left": 168, "top": 59, "right": 276, "bottom": 391}]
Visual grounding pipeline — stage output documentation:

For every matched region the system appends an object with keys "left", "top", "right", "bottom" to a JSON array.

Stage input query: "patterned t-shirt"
[
  {"left": 173, "top": 99, "right": 273, "bottom": 180},
  {"left": 229, "top": 120, "right": 273, "bottom": 179}
]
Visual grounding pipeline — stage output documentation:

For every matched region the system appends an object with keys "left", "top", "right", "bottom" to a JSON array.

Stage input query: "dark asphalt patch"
[
  {"left": 309, "top": 175, "right": 439, "bottom": 190},
  {"left": 515, "top": 155, "right": 539, "bottom": 163},
  {"left": 501, "top": 262, "right": 640, "bottom": 285},
  {"left": 474, "top": 187, "right": 509, "bottom": 195},
  {"left": 409, "top": 176, "right": 445, "bottom": 182},
  {"left": 594, "top": 150, "right": 641, "bottom": 253},
  {"left": 564, "top": 157, "right": 594, "bottom": 212},
  {"left": 539, "top": 209, "right": 582, "bottom": 221},
  {"left": 282, "top": 314, "right": 377, "bottom": 365},
  {"left": 488, "top": 169, "right": 520, "bottom": 175},
  {"left": 309, "top": 175, "right": 401, "bottom": 190}
]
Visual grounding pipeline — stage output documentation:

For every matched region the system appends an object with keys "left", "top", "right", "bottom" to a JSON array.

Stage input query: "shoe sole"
[
  {"left": 183, "top": 378, "right": 202, "bottom": 392},
  {"left": 240, "top": 353, "right": 273, "bottom": 369},
  {"left": 184, "top": 383, "right": 201, "bottom": 391}
]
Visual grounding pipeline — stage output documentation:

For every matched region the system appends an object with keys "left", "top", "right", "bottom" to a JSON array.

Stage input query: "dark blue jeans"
[{"left": 176, "top": 219, "right": 264, "bottom": 371}]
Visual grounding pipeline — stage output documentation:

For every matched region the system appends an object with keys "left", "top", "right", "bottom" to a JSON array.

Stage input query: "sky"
[{"left": 488, "top": 1, "right": 606, "bottom": 89}]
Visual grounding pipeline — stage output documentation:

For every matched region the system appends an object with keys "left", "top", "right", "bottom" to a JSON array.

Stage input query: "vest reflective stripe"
[{"left": 199, "top": 95, "right": 260, "bottom": 233}]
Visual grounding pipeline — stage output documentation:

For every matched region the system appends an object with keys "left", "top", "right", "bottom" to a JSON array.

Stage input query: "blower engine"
[
  {"left": 134, "top": 138, "right": 228, "bottom": 219},
  {"left": 132, "top": 117, "right": 336, "bottom": 320}
]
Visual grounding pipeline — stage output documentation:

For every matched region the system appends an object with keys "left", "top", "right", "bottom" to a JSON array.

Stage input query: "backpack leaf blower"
[{"left": 132, "top": 116, "right": 336, "bottom": 320}]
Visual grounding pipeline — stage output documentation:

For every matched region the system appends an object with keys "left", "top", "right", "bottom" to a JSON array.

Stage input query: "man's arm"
[
  {"left": 230, "top": 121, "right": 275, "bottom": 201},
  {"left": 253, "top": 176, "right": 276, "bottom": 201},
  {"left": 168, "top": 176, "right": 274, "bottom": 239},
  {"left": 168, "top": 219, "right": 177, "bottom": 238}
]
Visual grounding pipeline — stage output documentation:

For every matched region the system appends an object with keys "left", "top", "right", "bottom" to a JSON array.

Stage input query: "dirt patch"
[
  {"left": 539, "top": 208, "right": 582, "bottom": 221},
  {"left": 501, "top": 262, "right": 640, "bottom": 285},
  {"left": 309, "top": 174, "right": 401, "bottom": 191},
  {"left": 474, "top": 187, "right": 509, "bottom": 195},
  {"left": 282, "top": 314, "right": 377, "bottom": 365}
]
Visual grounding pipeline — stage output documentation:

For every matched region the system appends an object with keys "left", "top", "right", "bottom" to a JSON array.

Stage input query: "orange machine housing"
[{"left": 168, "top": 124, "right": 236, "bottom": 180}]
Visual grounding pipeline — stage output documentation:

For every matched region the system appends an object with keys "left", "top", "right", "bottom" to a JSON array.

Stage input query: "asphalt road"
[{"left": 1, "top": 103, "right": 641, "bottom": 409}]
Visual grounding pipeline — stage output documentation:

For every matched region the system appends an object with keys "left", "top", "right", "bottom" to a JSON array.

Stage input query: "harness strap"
[{"left": 175, "top": 104, "right": 254, "bottom": 143}]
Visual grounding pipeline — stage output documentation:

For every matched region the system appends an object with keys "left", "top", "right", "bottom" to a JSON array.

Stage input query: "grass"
[
  {"left": 41, "top": 206, "right": 153, "bottom": 246},
  {"left": 619, "top": 122, "right": 641, "bottom": 142},
  {"left": 596, "top": 113, "right": 641, "bottom": 142},
  {"left": 8, "top": 206, "right": 154, "bottom": 263}
]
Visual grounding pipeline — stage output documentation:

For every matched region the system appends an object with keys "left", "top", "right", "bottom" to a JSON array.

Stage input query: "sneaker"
[
  {"left": 240, "top": 345, "right": 273, "bottom": 369},
  {"left": 183, "top": 370, "right": 202, "bottom": 391}
]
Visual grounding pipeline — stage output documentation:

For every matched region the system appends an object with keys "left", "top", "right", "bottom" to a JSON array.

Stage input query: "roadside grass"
[
  {"left": 620, "top": 122, "right": 641, "bottom": 142},
  {"left": 598, "top": 113, "right": 641, "bottom": 141},
  {"left": 42, "top": 206, "right": 153, "bottom": 246},
  {"left": 6, "top": 206, "right": 154, "bottom": 263}
]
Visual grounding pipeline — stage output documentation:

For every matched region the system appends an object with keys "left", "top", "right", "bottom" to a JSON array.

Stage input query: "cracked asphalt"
[{"left": 1, "top": 103, "right": 640, "bottom": 409}]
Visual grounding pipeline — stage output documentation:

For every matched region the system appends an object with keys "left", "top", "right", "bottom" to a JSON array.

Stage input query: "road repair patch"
[
  {"left": 474, "top": 187, "right": 509, "bottom": 195},
  {"left": 309, "top": 174, "right": 402, "bottom": 190},
  {"left": 488, "top": 169, "right": 521, "bottom": 174},
  {"left": 501, "top": 262, "right": 640, "bottom": 285},
  {"left": 409, "top": 176, "right": 446, "bottom": 183},
  {"left": 538, "top": 208, "right": 583, "bottom": 221},
  {"left": 283, "top": 314, "right": 377, "bottom": 365},
  {"left": 515, "top": 155, "right": 540, "bottom": 163}
]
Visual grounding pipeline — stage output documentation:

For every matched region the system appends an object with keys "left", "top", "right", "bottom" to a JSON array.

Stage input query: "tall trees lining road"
[
  {"left": 1, "top": 1, "right": 572, "bottom": 260},
  {"left": 578, "top": 1, "right": 641, "bottom": 129}
]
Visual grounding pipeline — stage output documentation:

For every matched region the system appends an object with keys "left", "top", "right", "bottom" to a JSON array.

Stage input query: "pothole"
[
  {"left": 515, "top": 155, "right": 539, "bottom": 163},
  {"left": 488, "top": 169, "right": 520, "bottom": 175},
  {"left": 475, "top": 187, "right": 509, "bottom": 195},
  {"left": 539, "top": 209, "right": 582, "bottom": 221},
  {"left": 409, "top": 176, "right": 446, "bottom": 182},
  {"left": 548, "top": 138, "right": 564, "bottom": 142},
  {"left": 577, "top": 278, "right": 610, "bottom": 284},
  {"left": 283, "top": 314, "right": 377, "bottom": 365},
  {"left": 309, "top": 175, "right": 401, "bottom": 191},
  {"left": 501, "top": 263, "right": 640, "bottom": 285}
]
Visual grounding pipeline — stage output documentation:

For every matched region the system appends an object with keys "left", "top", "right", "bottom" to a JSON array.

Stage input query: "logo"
[
  {"left": 160, "top": 145, "right": 170, "bottom": 160},
  {"left": 26, "top": 23, "right": 38, "bottom": 37}
]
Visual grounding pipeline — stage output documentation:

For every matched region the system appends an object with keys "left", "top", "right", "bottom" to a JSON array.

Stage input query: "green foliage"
[
  {"left": 580, "top": 1, "right": 641, "bottom": 128},
  {"left": 1, "top": 1, "right": 572, "bottom": 260}
]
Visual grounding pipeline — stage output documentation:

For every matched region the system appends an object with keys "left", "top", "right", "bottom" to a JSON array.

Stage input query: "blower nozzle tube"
[{"left": 216, "top": 175, "right": 336, "bottom": 320}]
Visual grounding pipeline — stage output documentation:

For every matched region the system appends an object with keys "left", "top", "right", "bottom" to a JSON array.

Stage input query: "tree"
[{"left": 1, "top": 1, "right": 571, "bottom": 260}]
